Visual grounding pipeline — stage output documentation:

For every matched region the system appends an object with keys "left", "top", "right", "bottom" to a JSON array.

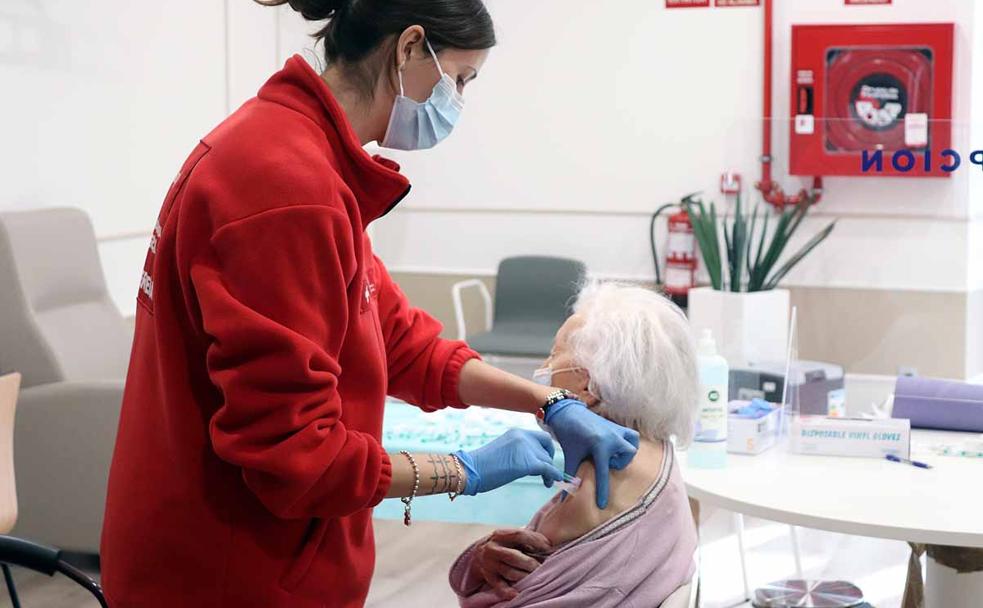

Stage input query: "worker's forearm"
[
  {"left": 385, "top": 360, "right": 555, "bottom": 499},
  {"left": 457, "top": 358, "right": 553, "bottom": 415},
  {"left": 386, "top": 452, "right": 466, "bottom": 499}
]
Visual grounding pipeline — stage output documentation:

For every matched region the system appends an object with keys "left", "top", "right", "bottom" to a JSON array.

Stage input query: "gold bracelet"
[
  {"left": 448, "top": 454, "right": 465, "bottom": 501},
  {"left": 399, "top": 451, "right": 419, "bottom": 526}
]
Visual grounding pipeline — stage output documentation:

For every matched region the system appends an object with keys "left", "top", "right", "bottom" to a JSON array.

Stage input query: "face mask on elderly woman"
[
  {"left": 532, "top": 367, "right": 602, "bottom": 406},
  {"left": 532, "top": 366, "right": 583, "bottom": 386},
  {"left": 533, "top": 365, "right": 603, "bottom": 453}
]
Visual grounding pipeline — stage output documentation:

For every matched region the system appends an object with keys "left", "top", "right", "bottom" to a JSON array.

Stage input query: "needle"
[{"left": 557, "top": 473, "right": 582, "bottom": 496}]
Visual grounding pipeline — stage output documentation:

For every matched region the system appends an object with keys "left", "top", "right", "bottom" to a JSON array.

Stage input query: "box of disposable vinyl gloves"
[
  {"left": 728, "top": 399, "right": 782, "bottom": 455},
  {"left": 789, "top": 416, "right": 911, "bottom": 459}
]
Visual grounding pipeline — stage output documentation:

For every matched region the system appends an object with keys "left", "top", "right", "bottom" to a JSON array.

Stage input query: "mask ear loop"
[
  {"left": 586, "top": 377, "right": 603, "bottom": 403},
  {"left": 396, "top": 63, "right": 406, "bottom": 97},
  {"left": 425, "top": 38, "right": 464, "bottom": 109},
  {"left": 425, "top": 39, "right": 445, "bottom": 76}
]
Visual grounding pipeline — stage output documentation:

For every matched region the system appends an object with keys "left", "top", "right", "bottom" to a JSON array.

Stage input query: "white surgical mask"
[
  {"left": 532, "top": 366, "right": 584, "bottom": 387},
  {"left": 381, "top": 40, "right": 464, "bottom": 151}
]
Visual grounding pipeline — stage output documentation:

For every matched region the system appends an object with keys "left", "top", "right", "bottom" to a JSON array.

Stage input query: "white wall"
[
  {"left": 381, "top": 1, "right": 763, "bottom": 216},
  {"left": 0, "top": 1, "right": 221, "bottom": 314},
  {"left": 226, "top": 3, "right": 325, "bottom": 112},
  {"left": 0, "top": 1, "right": 319, "bottom": 315},
  {"left": 2, "top": 1, "right": 980, "bottom": 314},
  {"left": 369, "top": 0, "right": 982, "bottom": 296},
  {"left": 0, "top": 1, "right": 228, "bottom": 234}
]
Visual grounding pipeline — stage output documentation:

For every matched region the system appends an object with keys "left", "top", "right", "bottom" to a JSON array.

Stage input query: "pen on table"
[{"left": 885, "top": 454, "right": 932, "bottom": 469}]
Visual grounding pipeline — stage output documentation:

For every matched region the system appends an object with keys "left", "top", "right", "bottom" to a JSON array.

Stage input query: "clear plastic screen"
[{"left": 778, "top": 305, "right": 800, "bottom": 448}]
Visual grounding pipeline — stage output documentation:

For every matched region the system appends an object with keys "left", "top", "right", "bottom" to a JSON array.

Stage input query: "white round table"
[{"left": 678, "top": 430, "right": 983, "bottom": 607}]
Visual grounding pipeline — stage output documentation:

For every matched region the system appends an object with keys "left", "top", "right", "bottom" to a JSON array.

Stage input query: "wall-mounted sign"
[
  {"left": 666, "top": 0, "right": 710, "bottom": 8},
  {"left": 716, "top": 0, "right": 761, "bottom": 6},
  {"left": 845, "top": 0, "right": 892, "bottom": 5}
]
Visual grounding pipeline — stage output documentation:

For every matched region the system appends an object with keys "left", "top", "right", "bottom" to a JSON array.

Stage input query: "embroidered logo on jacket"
[{"left": 137, "top": 143, "right": 211, "bottom": 315}]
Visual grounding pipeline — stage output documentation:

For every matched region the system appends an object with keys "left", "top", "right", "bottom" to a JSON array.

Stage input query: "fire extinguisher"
[
  {"left": 665, "top": 209, "right": 696, "bottom": 304},
  {"left": 650, "top": 203, "right": 697, "bottom": 309}
]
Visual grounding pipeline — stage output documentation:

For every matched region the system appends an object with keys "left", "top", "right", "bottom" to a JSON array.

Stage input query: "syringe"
[{"left": 556, "top": 472, "right": 582, "bottom": 494}]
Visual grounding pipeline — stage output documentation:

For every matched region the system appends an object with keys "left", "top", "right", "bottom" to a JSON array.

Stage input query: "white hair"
[{"left": 568, "top": 281, "right": 700, "bottom": 446}]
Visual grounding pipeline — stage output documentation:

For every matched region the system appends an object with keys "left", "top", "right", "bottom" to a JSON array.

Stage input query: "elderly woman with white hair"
[{"left": 449, "top": 282, "right": 700, "bottom": 607}]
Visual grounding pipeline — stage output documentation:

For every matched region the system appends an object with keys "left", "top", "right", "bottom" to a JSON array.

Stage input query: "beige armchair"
[
  {"left": 0, "top": 208, "right": 132, "bottom": 555},
  {"left": 0, "top": 372, "right": 109, "bottom": 605}
]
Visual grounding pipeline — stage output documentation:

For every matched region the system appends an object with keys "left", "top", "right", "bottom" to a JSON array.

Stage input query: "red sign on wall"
[
  {"left": 845, "top": 0, "right": 891, "bottom": 5},
  {"left": 716, "top": 0, "right": 760, "bottom": 6},
  {"left": 666, "top": 0, "right": 710, "bottom": 8}
]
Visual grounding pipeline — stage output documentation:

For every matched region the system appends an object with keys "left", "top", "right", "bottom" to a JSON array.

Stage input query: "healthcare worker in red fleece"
[{"left": 101, "top": 0, "right": 639, "bottom": 606}]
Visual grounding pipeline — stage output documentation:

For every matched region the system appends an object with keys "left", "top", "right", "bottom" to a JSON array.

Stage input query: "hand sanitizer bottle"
[{"left": 690, "top": 328, "right": 728, "bottom": 468}]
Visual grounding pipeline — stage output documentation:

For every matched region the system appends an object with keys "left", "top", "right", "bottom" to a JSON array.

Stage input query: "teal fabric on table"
[{"left": 376, "top": 400, "right": 565, "bottom": 526}]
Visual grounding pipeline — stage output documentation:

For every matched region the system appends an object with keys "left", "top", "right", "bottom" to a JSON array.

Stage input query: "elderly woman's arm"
[
  {"left": 449, "top": 529, "right": 552, "bottom": 601},
  {"left": 536, "top": 439, "right": 666, "bottom": 545}
]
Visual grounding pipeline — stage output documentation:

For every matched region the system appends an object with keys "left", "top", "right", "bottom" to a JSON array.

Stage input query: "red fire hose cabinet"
[{"left": 790, "top": 23, "right": 954, "bottom": 178}]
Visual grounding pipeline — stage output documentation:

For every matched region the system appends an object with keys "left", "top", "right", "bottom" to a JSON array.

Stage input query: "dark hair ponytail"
[
  {"left": 269, "top": 0, "right": 341, "bottom": 21},
  {"left": 257, "top": 0, "right": 496, "bottom": 95}
]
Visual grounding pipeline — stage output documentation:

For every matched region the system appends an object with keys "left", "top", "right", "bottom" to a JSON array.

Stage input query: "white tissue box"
[
  {"left": 728, "top": 406, "right": 782, "bottom": 455},
  {"left": 789, "top": 416, "right": 910, "bottom": 459}
]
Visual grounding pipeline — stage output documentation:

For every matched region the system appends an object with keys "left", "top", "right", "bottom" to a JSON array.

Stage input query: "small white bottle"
[{"left": 690, "top": 328, "right": 729, "bottom": 468}]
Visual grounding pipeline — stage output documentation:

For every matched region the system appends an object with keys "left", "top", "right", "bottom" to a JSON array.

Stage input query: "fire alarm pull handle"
[
  {"left": 797, "top": 85, "right": 814, "bottom": 115},
  {"left": 794, "top": 84, "right": 816, "bottom": 136}
]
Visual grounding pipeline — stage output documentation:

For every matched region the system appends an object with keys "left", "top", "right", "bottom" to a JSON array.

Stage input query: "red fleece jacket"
[{"left": 101, "top": 55, "right": 480, "bottom": 608}]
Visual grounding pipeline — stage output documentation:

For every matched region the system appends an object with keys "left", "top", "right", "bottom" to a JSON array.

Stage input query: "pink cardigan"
[{"left": 449, "top": 447, "right": 697, "bottom": 608}]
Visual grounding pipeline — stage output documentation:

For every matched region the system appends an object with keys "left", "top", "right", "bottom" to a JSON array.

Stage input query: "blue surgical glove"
[
  {"left": 454, "top": 429, "right": 564, "bottom": 496},
  {"left": 544, "top": 399, "right": 640, "bottom": 509}
]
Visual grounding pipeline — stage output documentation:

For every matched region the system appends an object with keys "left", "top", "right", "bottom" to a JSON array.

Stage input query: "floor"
[
  {"left": 0, "top": 509, "right": 911, "bottom": 608},
  {"left": 694, "top": 508, "right": 909, "bottom": 608}
]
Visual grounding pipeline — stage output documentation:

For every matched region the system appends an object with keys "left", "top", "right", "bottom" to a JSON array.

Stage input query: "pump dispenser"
[
  {"left": 697, "top": 328, "right": 719, "bottom": 358},
  {"left": 690, "top": 329, "right": 729, "bottom": 468}
]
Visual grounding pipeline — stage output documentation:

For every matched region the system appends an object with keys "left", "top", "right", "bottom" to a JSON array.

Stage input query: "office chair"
[
  {"left": 452, "top": 256, "right": 586, "bottom": 358},
  {"left": 0, "top": 372, "right": 107, "bottom": 607}
]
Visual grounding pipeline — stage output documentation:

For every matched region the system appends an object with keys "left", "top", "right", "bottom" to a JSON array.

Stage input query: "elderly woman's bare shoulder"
[{"left": 535, "top": 440, "right": 666, "bottom": 546}]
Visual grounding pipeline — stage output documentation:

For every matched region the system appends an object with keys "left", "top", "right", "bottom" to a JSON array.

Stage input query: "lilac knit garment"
[{"left": 448, "top": 447, "right": 697, "bottom": 608}]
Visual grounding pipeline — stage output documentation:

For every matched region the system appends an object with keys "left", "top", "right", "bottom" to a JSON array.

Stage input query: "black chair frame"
[{"left": 0, "top": 535, "right": 107, "bottom": 607}]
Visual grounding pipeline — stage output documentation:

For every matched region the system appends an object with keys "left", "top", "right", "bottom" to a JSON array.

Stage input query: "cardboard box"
[
  {"left": 789, "top": 416, "right": 910, "bottom": 459},
  {"left": 728, "top": 403, "right": 781, "bottom": 455}
]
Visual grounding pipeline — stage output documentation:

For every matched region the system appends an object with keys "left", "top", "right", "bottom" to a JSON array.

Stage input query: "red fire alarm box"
[{"left": 790, "top": 23, "right": 954, "bottom": 178}]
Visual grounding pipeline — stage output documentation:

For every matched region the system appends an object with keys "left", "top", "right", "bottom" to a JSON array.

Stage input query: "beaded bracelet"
[
  {"left": 399, "top": 450, "right": 419, "bottom": 526},
  {"left": 448, "top": 454, "right": 465, "bottom": 501}
]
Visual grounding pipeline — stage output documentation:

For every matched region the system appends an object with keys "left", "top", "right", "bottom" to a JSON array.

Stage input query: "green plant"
[{"left": 684, "top": 193, "right": 836, "bottom": 292}]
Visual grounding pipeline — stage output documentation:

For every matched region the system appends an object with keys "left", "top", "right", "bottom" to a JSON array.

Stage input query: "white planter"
[{"left": 687, "top": 287, "right": 790, "bottom": 367}]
